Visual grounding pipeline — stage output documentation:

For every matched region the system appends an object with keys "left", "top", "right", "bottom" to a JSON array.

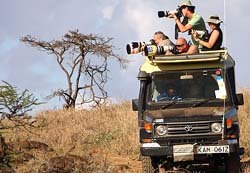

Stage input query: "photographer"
[
  {"left": 153, "top": 31, "right": 173, "bottom": 46},
  {"left": 168, "top": 0, "right": 206, "bottom": 47},
  {"left": 153, "top": 31, "right": 174, "bottom": 55},
  {"left": 175, "top": 37, "right": 198, "bottom": 54},
  {"left": 193, "top": 16, "right": 223, "bottom": 51},
  {"left": 126, "top": 31, "right": 173, "bottom": 55}
]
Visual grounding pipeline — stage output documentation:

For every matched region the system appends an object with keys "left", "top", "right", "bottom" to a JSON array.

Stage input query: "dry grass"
[
  {"left": 239, "top": 88, "right": 250, "bottom": 158},
  {"left": 238, "top": 88, "right": 250, "bottom": 172},
  {"left": 1, "top": 88, "right": 250, "bottom": 172},
  {"left": 2, "top": 101, "right": 140, "bottom": 172},
  {"left": 4, "top": 101, "right": 139, "bottom": 155}
]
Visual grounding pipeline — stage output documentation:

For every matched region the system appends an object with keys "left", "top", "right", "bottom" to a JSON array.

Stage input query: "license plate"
[{"left": 197, "top": 145, "right": 229, "bottom": 154}]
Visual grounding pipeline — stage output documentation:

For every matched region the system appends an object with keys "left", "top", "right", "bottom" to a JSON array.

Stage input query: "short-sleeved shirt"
[{"left": 188, "top": 13, "right": 206, "bottom": 46}]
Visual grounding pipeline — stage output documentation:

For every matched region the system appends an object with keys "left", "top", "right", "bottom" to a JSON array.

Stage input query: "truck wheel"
[
  {"left": 225, "top": 153, "right": 240, "bottom": 173},
  {"left": 142, "top": 156, "right": 158, "bottom": 173}
]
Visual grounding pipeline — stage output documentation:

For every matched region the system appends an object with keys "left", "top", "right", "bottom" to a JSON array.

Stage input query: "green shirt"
[{"left": 188, "top": 13, "right": 206, "bottom": 47}]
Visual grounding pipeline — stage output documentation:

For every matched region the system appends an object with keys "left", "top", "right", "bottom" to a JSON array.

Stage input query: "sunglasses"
[{"left": 176, "top": 44, "right": 184, "bottom": 47}]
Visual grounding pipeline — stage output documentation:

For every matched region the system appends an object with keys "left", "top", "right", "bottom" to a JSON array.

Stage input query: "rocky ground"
[
  {"left": 0, "top": 138, "right": 250, "bottom": 172},
  {"left": 0, "top": 138, "right": 142, "bottom": 173}
]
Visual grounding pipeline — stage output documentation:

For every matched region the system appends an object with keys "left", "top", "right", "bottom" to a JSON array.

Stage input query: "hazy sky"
[{"left": 0, "top": 0, "right": 249, "bottom": 111}]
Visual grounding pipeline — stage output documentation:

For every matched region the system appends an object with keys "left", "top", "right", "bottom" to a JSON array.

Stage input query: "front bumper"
[{"left": 141, "top": 140, "right": 240, "bottom": 161}]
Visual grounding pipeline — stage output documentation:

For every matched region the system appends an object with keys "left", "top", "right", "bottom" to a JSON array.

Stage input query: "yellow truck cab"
[{"left": 132, "top": 50, "right": 244, "bottom": 173}]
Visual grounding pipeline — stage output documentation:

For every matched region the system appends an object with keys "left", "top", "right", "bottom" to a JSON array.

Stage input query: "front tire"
[
  {"left": 142, "top": 156, "right": 158, "bottom": 173},
  {"left": 225, "top": 153, "right": 241, "bottom": 173}
]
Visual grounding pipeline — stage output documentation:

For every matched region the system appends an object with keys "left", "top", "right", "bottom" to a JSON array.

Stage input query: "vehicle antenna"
[
  {"left": 222, "top": 0, "right": 227, "bottom": 141},
  {"left": 224, "top": 0, "right": 226, "bottom": 48},
  {"left": 221, "top": 51, "right": 228, "bottom": 141}
]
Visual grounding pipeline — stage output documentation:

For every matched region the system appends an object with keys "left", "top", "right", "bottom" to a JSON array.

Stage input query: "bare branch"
[{"left": 21, "top": 30, "right": 128, "bottom": 108}]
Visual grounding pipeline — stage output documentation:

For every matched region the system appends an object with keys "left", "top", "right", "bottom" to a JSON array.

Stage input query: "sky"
[{"left": 0, "top": 0, "right": 249, "bottom": 111}]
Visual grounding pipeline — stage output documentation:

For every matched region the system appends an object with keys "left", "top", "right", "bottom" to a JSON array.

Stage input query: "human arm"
[
  {"left": 186, "top": 45, "right": 198, "bottom": 54},
  {"left": 180, "top": 45, "right": 198, "bottom": 55},
  {"left": 196, "top": 30, "right": 220, "bottom": 48},
  {"left": 169, "top": 13, "right": 192, "bottom": 33}
]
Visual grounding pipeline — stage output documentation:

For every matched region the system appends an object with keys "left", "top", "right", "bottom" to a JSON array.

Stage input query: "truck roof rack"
[
  {"left": 140, "top": 50, "right": 235, "bottom": 73},
  {"left": 148, "top": 50, "right": 229, "bottom": 64}
]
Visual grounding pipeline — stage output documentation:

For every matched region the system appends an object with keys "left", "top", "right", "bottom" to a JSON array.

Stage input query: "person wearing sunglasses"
[
  {"left": 175, "top": 37, "right": 198, "bottom": 54},
  {"left": 193, "top": 16, "right": 223, "bottom": 51}
]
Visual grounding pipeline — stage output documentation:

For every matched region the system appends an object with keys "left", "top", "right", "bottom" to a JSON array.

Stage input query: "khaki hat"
[
  {"left": 207, "top": 16, "right": 223, "bottom": 24},
  {"left": 178, "top": 0, "right": 194, "bottom": 7}
]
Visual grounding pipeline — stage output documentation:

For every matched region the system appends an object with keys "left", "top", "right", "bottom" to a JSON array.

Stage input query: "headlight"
[
  {"left": 156, "top": 125, "right": 167, "bottom": 136},
  {"left": 211, "top": 123, "right": 222, "bottom": 133}
]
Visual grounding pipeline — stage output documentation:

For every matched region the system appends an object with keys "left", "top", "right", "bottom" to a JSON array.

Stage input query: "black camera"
[
  {"left": 126, "top": 40, "right": 156, "bottom": 54},
  {"left": 158, "top": 9, "right": 182, "bottom": 18}
]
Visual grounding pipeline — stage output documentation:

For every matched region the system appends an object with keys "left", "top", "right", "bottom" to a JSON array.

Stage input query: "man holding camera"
[
  {"left": 153, "top": 31, "right": 174, "bottom": 55},
  {"left": 153, "top": 31, "right": 173, "bottom": 46},
  {"left": 168, "top": 0, "right": 206, "bottom": 47}
]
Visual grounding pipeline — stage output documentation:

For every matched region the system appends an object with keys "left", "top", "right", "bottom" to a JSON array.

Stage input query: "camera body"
[
  {"left": 194, "top": 30, "right": 206, "bottom": 37},
  {"left": 191, "top": 30, "right": 209, "bottom": 41},
  {"left": 126, "top": 39, "right": 156, "bottom": 54},
  {"left": 158, "top": 9, "right": 182, "bottom": 18}
]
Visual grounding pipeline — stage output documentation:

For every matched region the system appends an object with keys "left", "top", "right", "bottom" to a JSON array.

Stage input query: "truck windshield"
[{"left": 151, "top": 69, "right": 227, "bottom": 102}]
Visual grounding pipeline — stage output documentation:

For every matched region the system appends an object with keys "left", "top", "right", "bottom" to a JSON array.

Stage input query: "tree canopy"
[
  {"left": 0, "top": 81, "right": 40, "bottom": 120},
  {"left": 21, "top": 30, "right": 128, "bottom": 108}
]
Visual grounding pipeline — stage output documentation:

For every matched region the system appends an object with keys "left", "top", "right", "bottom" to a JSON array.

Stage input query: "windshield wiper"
[
  {"left": 191, "top": 98, "right": 216, "bottom": 108},
  {"left": 161, "top": 101, "right": 177, "bottom": 109}
]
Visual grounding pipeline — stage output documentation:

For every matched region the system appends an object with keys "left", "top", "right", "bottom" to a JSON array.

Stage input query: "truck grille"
[
  {"left": 154, "top": 121, "right": 222, "bottom": 138},
  {"left": 156, "top": 135, "right": 222, "bottom": 145},
  {"left": 168, "top": 122, "right": 210, "bottom": 134}
]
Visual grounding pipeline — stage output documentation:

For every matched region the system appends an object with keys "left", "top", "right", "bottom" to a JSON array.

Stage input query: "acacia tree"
[
  {"left": 21, "top": 30, "right": 128, "bottom": 108},
  {"left": 0, "top": 81, "right": 40, "bottom": 120}
]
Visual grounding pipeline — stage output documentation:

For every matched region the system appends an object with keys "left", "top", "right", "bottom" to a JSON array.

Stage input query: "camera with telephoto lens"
[
  {"left": 144, "top": 45, "right": 177, "bottom": 56},
  {"left": 126, "top": 39, "right": 156, "bottom": 54},
  {"left": 158, "top": 9, "right": 182, "bottom": 18}
]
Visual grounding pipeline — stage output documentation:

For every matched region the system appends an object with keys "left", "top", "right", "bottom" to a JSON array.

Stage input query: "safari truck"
[{"left": 132, "top": 50, "right": 244, "bottom": 173}]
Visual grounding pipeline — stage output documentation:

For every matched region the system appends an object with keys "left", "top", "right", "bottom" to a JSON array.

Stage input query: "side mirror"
[
  {"left": 137, "top": 71, "right": 151, "bottom": 82},
  {"left": 132, "top": 99, "right": 139, "bottom": 111},
  {"left": 236, "top": 93, "right": 244, "bottom": 105}
]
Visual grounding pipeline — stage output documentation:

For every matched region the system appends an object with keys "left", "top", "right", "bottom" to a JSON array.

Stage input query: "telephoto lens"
[
  {"left": 126, "top": 44, "right": 142, "bottom": 55},
  {"left": 126, "top": 40, "right": 156, "bottom": 55},
  {"left": 126, "top": 44, "right": 133, "bottom": 54},
  {"left": 144, "top": 45, "right": 174, "bottom": 56},
  {"left": 126, "top": 42, "right": 141, "bottom": 54},
  {"left": 144, "top": 45, "right": 161, "bottom": 56},
  {"left": 158, "top": 11, "right": 167, "bottom": 18},
  {"left": 126, "top": 43, "right": 145, "bottom": 55},
  {"left": 158, "top": 10, "right": 180, "bottom": 18}
]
